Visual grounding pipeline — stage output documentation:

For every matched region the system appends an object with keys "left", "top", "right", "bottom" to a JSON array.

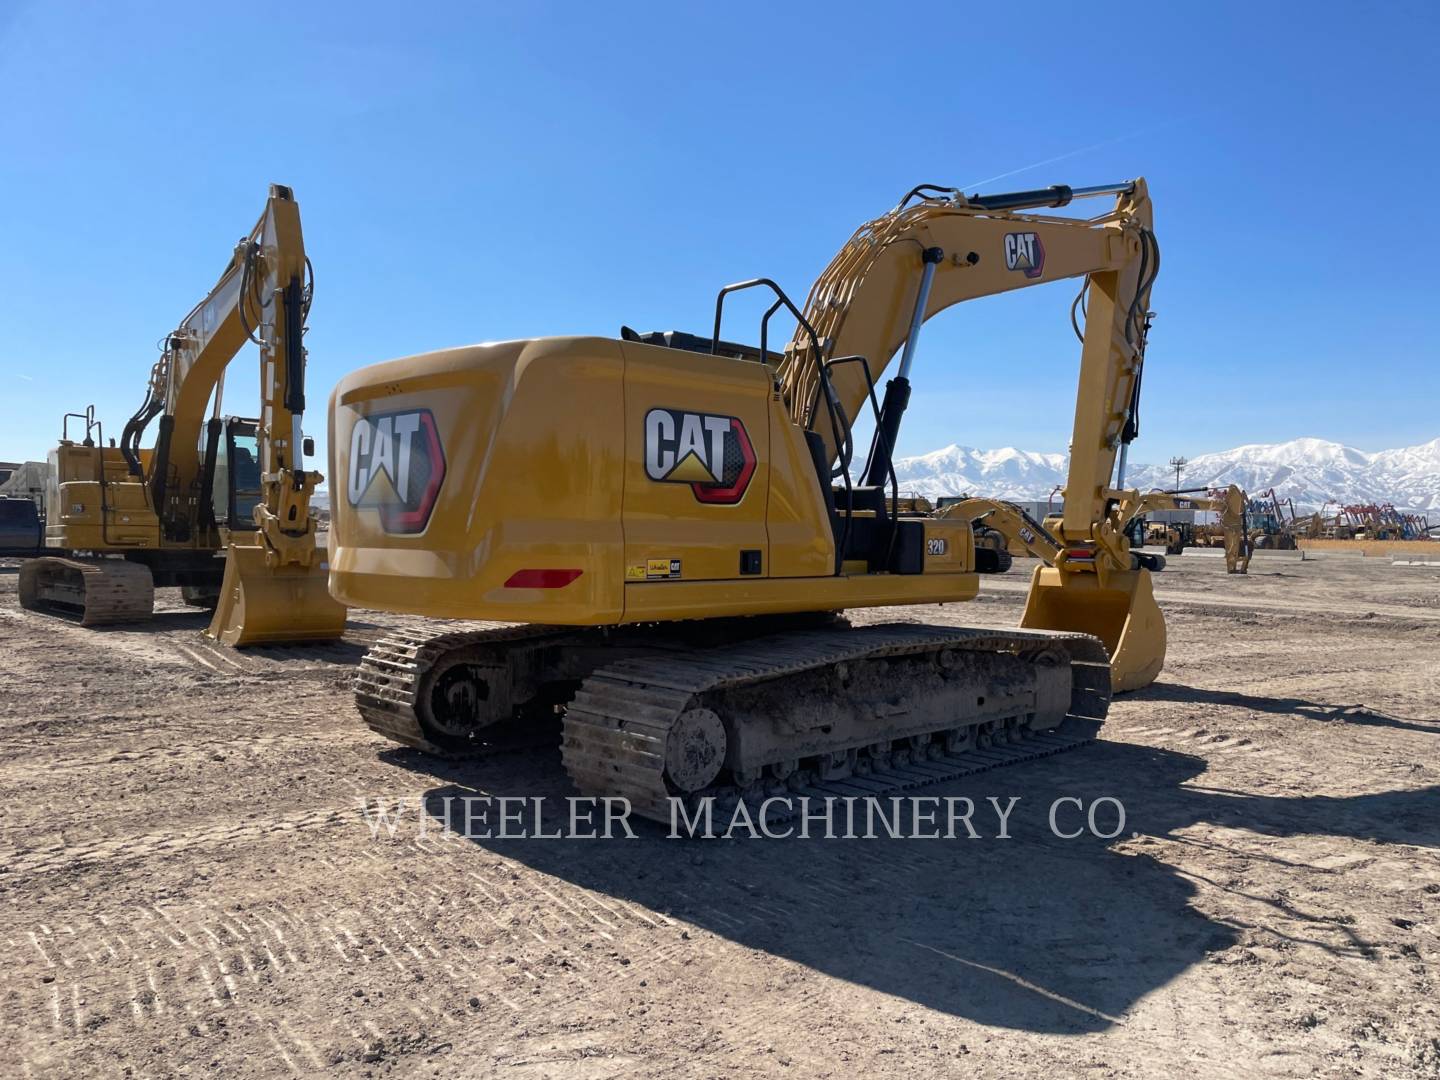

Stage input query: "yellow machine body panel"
[
  {"left": 620, "top": 343, "right": 774, "bottom": 584},
  {"left": 328, "top": 337, "right": 979, "bottom": 624},
  {"left": 45, "top": 444, "right": 162, "bottom": 549},
  {"left": 329, "top": 337, "right": 629, "bottom": 624}
]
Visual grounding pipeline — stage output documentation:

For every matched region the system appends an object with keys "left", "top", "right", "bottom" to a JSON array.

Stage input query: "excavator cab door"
[{"left": 209, "top": 417, "right": 262, "bottom": 538}]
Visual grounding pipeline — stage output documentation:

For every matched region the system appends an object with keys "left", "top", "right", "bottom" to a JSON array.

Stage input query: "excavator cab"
[
  {"left": 1124, "top": 516, "right": 1146, "bottom": 549},
  {"left": 207, "top": 418, "right": 262, "bottom": 534}
]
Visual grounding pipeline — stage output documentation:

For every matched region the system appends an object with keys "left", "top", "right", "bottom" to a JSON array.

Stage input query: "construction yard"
[{"left": 1, "top": 550, "right": 1437, "bottom": 1079}]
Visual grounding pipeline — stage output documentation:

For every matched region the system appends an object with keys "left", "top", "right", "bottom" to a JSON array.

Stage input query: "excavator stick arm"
[{"left": 937, "top": 498, "right": 1068, "bottom": 565}]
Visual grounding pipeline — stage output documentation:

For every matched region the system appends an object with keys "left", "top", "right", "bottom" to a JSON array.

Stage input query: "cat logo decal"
[
  {"left": 644, "top": 408, "right": 756, "bottom": 505},
  {"left": 346, "top": 408, "right": 446, "bottom": 533},
  {"left": 1004, "top": 232, "right": 1045, "bottom": 278}
]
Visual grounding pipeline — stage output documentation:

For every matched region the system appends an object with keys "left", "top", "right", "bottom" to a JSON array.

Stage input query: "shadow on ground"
[
  {"left": 1139, "top": 681, "right": 1440, "bottom": 734},
  {"left": 370, "top": 726, "right": 1423, "bottom": 1036},
  {"left": 246, "top": 638, "right": 373, "bottom": 663},
  {"left": 75, "top": 611, "right": 373, "bottom": 662}
]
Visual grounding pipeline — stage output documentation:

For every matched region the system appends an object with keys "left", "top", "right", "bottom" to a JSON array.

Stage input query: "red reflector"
[
  {"left": 504, "top": 569, "right": 583, "bottom": 589},
  {"left": 1065, "top": 549, "right": 1096, "bottom": 560}
]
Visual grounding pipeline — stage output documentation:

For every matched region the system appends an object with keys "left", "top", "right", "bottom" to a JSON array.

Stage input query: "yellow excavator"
[
  {"left": 329, "top": 178, "right": 1160, "bottom": 821},
  {"left": 1118, "top": 485, "right": 1250, "bottom": 571},
  {"left": 962, "top": 484, "right": 1249, "bottom": 574},
  {"left": 18, "top": 185, "right": 344, "bottom": 645},
  {"left": 1119, "top": 490, "right": 1218, "bottom": 555}
]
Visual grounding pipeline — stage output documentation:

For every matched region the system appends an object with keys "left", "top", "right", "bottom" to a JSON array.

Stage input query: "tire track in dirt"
[
  {"left": 3, "top": 834, "right": 680, "bottom": 1075},
  {"left": 0, "top": 723, "right": 383, "bottom": 780},
  {"left": 4, "top": 558, "right": 1439, "bottom": 1077},
  {"left": 0, "top": 803, "right": 362, "bottom": 877}
]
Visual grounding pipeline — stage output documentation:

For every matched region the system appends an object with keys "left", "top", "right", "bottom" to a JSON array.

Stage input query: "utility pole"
[{"left": 1169, "top": 455, "right": 1188, "bottom": 491}]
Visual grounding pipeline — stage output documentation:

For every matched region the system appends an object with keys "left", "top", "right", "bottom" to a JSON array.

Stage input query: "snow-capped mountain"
[
  {"left": 890, "top": 445, "right": 1069, "bottom": 502},
  {"left": 890, "top": 436, "right": 1440, "bottom": 514}
]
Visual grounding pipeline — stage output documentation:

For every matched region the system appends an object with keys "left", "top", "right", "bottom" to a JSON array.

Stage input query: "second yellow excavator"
[
  {"left": 18, "top": 185, "right": 344, "bottom": 645},
  {"left": 329, "top": 178, "right": 1162, "bottom": 821},
  {"left": 1119, "top": 485, "right": 1250, "bottom": 571}
]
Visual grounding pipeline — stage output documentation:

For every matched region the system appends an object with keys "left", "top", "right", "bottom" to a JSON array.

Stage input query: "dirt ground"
[{"left": 1, "top": 549, "right": 1437, "bottom": 1079}]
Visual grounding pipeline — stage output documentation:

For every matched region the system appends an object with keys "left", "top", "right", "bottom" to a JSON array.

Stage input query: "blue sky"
[{"left": 2, "top": 1, "right": 1436, "bottom": 473}]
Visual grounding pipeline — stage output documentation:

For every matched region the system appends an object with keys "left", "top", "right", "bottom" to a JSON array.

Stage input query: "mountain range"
[
  {"left": 889, "top": 436, "right": 1440, "bottom": 515},
  {"left": 307, "top": 435, "right": 1439, "bottom": 517}
]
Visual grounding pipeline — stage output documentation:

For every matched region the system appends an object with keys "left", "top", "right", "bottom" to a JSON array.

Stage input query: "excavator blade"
[
  {"left": 1019, "top": 565, "right": 1165, "bottom": 692},
  {"left": 204, "top": 541, "right": 346, "bottom": 647}
]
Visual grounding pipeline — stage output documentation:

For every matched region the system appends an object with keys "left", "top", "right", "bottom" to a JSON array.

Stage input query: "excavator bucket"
[
  {"left": 205, "top": 541, "right": 346, "bottom": 646},
  {"left": 1020, "top": 565, "right": 1165, "bottom": 692}
]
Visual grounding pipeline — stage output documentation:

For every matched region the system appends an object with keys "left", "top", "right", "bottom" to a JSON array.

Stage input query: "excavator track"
[
  {"left": 353, "top": 613, "right": 844, "bottom": 757},
  {"left": 354, "top": 624, "right": 581, "bottom": 755},
  {"left": 18, "top": 557, "right": 155, "bottom": 626},
  {"left": 562, "top": 623, "right": 1110, "bottom": 825},
  {"left": 354, "top": 619, "right": 1110, "bottom": 826}
]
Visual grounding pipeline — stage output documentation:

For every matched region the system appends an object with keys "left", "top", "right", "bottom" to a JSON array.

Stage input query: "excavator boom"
[
  {"left": 780, "top": 180, "right": 1156, "bottom": 535},
  {"left": 776, "top": 181, "right": 1164, "bottom": 689}
]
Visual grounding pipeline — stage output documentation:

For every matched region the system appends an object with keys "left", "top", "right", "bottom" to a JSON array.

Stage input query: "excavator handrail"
[
  {"left": 710, "top": 278, "right": 823, "bottom": 366},
  {"left": 816, "top": 353, "right": 901, "bottom": 574}
]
